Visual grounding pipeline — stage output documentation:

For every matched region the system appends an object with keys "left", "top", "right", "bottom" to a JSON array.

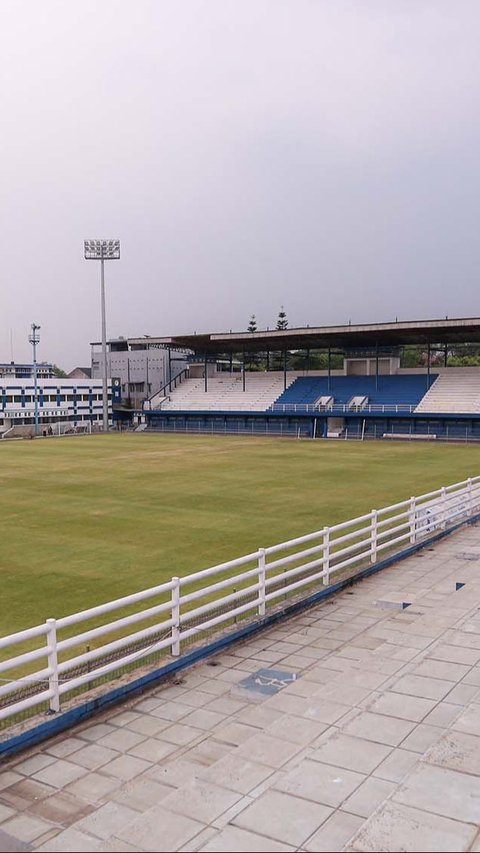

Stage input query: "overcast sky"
[{"left": 2, "top": 1, "right": 480, "bottom": 369}]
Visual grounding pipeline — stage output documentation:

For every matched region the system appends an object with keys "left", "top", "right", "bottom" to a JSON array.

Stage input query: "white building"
[{"left": 0, "top": 377, "right": 112, "bottom": 435}]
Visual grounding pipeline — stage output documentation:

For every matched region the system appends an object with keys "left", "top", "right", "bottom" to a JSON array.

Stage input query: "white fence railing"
[
  {"left": 1, "top": 475, "right": 479, "bottom": 728},
  {"left": 270, "top": 403, "right": 417, "bottom": 414}
]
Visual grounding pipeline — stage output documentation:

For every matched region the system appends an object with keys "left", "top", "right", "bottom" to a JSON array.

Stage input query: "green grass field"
[{"left": 1, "top": 433, "right": 478, "bottom": 636}]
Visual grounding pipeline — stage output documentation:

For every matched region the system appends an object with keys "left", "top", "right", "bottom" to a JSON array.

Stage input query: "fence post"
[
  {"left": 257, "top": 548, "right": 266, "bottom": 616},
  {"left": 370, "top": 510, "right": 377, "bottom": 563},
  {"left": 409, "top": 497, "right": 416, "bottom": 543},
  {"left": 322, "top": 527, "right": 330, "bottom": 585},
  {"left": 441, "top": 486, "right": 447, "bottom": 528},
  {"left": 171, "top": 577, "right": 181, "bottom": 656},
  {"left": 467, "top": 478, "right": 473, "bottom": 516},
  {"left": 46, "top": 618, "right": 60, "bottom": 713}
]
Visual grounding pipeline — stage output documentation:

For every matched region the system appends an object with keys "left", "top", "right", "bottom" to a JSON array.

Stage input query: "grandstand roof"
[{"left": 129, "top": 316, "right": 480, "bottom": 354}]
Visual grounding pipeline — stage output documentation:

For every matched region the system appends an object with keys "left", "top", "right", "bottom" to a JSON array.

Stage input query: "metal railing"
[
  {"left": 1, "top": 475, "right": 479, "bottom": 728},
  {"left": 270, "top": 402, "right": 417, "bottom": 414},
  {"left": 144, "top": 369, "right": 189, "bottom": 411}
]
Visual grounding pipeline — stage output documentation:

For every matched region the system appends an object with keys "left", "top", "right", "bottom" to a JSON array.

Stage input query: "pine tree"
[
  {"left": 276, "top": 306, "right": 288, "bottom": 330},
  {"left": 247, "top": 314, "right": 257, "bottom": 333}
]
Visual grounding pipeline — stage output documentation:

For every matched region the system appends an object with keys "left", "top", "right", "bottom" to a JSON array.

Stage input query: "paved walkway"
[{"left": 1, "top": 525, "right": 480, "bottom": 852}]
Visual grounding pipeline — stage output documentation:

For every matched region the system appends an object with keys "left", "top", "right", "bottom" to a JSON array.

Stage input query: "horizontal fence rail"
[
  {"left": 1, "top": 476, "right": 479, "bottom": 729},
  {"left": 270, "top": 403, "right": 417, "bottom": 414}
]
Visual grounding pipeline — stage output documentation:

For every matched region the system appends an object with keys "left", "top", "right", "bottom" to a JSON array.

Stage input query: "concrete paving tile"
[
  {"left": 425, "top": 728, "right": 480, "bottom": 774},
  {"left": 197, "top": 753, "right": 275, "bottom": 794},
  {"left": 177, "top": 690, "right": 217, "bottom": 709},
  {"left": 115, "top": 803, "right": 204, "bottom": 852},
  {"left": 0, "top": 803, "right": 15, "bottom": 824},
  {"left": 77, "top": 723, "right": 118, "bottom": 742},
  {"left": 29, "top": 790, "right": 94, "bottom": 825},
  {"left": 394, "top": 762, "right": 480, "bottom": 822},
  {"left": 343, "top": 776, "right": 396, "bottom": 818},
  {"left": 469, "top": 833, "right": 480, "bottom": 852},
  {"left": 451, "top": 702, "right": 480, "bottom": 736},
  {"left": 310, "top": 732, "right": 391, "bottom": 774},
  {"left": 204, "top": 696, "right": 246, "bottom": 715},
  {"left": 98, "top": 841, "right": 142, "bottom": 852},
  {"left": 0, "top": 778, "right": 55, "bottom": 810},
  {"left": 363, "top": 691, "right": 436, "bottom": 722},
  {"left": 275, "top": 758, "right": 365, "bottom": 808},
  {"left": 153, "top": 723, "right": 203, "bottom": 747},
  {"left": 444, "top": 682, "right": 480, "bottom": 705},
  {"left": 100, "top": 754, "right": 152, "bottom": 781},
  {"left": 198, "top": 824, "right": 295, "bottom": 851},
  {"left": 0, "top": 814, "right": 53, "bottom": 843},
  {"left": 45, "top": 738, "right": 85, "bottom": 759},
  {"left": 428, "top": 644, "right": 480, "bottom": 665},
  {"left": 371, "top": 748, "right": 419, "bottom": 783},
  {"left": 422, "top": 701, "right": 463, "bottom": 727},
  {"left": 63, "top": 771, "right": 122, "bottom": 803},
  {"left": 265, "top": 715, "right": 328, "bottom": 746},
  {"left": 122, "top": 715, "right": 172, "bottom": 737},
  {"left": 303, "top": 810, "right": 363, "bottom": 852},
  {"left": 127, "top": 737, "right": 178, "bottom": 762},
  {"left": 213, "top": 721, "right": 258, "bottom": 746},
  {"left": 180, "top": 826, "right": 219, "bottom": 852},
  {"left": 340, "top": 711, "right": 416, "bottom": 746},
  {"left": 13, "top": 754, "right": 56, "bottom": 777},
  {"left": 160, "top": 778, "right": 241, "bottom": 823},
  {"left": 196, "top": 679, "right": 231, "bottom": 696},
  {"left": 412, "top": 659, "right": 470, "bottom": 682},
  {"left": 350, "top": 800, "right": 477, "bottom": 852},
  {"left": 389, "top": 673, "right": 453, "bottom": 700},
  {"left": 35, "top": 827, "right": 101, "bottom": 851},
  {"left": 186, "top": 738, "right": 231, "bottom": 767},
  {"left": 131, "top": 697, "right": 164, "bottom": 712},
  {"left": 181, "top": 708, "right": 226, "bottom": 731},
  {"left": 235, "top": 704, "right": 283, "bottom": 729},
  {"left": 283, "top": 679, "right": 322, "bottom": 698},
  {"left": 75, "top": 801, "right": 139, "bottom": 840},
  {"left": 210, "top": 794, "right": 253, "bottom": 828},
  {"left": 460, "top": 667, "right": 480, "bottom": 686},
  {"left": 111, "top": 776, "right": 173, "bottom": 811},
  {"left": 149, "top": 701, "right": 192, "bottom": 722},
  {"left": 236, "top": 733, "right": 302, "bottom": 768},
  {"left": 67, "top": 743, "right": 119, "bottom": 771},
  {"left": 147, "top": 758, "right": 203, "bottom": 789},
  {"left": 107, "top": 711, "right": 141, "bottom": 728},
  {"left": 319, "top": 684, "right": 372, "bottom": 707},
  {"left": 96, "top": 729, "right": 146, "bottom": 753},
  {"left": 32, "top": 759, "right": 88, "bottom": 789},
  {"left": 0, "top": 772, "right": 24, "bottom": 792},
  {"left": 233, "top": 789, "right": 331, "bottom": 847},
  {"left": 400, "top": 723, "right": 444, "bottom": 753}
]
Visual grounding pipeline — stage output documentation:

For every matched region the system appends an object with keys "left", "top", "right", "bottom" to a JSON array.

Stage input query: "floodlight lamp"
[{"left": 84, "top": 239, "right": 120, "bottom": 260}]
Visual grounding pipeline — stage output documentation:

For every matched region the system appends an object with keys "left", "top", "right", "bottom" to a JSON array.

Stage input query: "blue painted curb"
[{"left": 1, "top": 511, "right": 479, "bottom": 759}]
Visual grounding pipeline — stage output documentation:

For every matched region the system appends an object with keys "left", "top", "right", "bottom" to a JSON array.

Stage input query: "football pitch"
[{"left": 1, "top": 433, "right": 478, "bottom": 636}]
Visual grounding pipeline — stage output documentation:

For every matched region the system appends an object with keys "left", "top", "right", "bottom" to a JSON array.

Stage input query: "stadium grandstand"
[{"left": 128, "top": 317, "right": 480, "bottom": 441}]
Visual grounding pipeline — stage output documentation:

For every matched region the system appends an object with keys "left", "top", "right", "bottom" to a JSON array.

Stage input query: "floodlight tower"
[
  {"left": 84, "top": 239, "right": 120, "bottom": 432},
  {"left": 28, "top": 323, "right": 41, "bottom": 436}
]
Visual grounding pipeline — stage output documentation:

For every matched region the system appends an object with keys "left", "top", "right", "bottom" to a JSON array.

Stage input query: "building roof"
[{"left": 126, "top": 316, "right": 480, "bottom": 354}]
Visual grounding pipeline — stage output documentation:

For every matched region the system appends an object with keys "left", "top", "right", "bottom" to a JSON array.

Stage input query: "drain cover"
[
  {"left": 376, "top": 600, "right": 412, "bottom": 611},
  {"left": 456, "top": 582, "right": 466, "bottom": 590}
]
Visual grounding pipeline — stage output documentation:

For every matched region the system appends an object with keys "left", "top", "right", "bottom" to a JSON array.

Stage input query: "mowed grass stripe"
[{"left": 0, "top": 433, "right": 477, "bottom": 634}]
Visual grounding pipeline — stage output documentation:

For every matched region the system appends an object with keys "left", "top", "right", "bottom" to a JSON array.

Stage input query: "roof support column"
[
  {"left": 204, "top": 353, "right": 208, "bottom": 392},
  {"left": 427, "top": 342, "right": 431, "bottom": 388},
  {"left": 375, "top": 343, "right": 379, "bottom": 391},
  {"left": 283, "top": 348, "right": 287, "bottom": 391},
  {"left": 327, "top": 347, "right": 331, "bottom": 392},
  {"left": 444, "top": 344, "right": 448, "bottom": 367},
  {"left": 242, "top": 349, "right": 246, "bottom": 391},
  {"left": 168, "top": 349, "right": 172, "bottom": 393}
]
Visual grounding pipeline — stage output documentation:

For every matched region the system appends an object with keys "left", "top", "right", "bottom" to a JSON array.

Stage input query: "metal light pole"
[
  {"left": 84, "top": 240, "right": 120, "bottom": 432},
  {"left": 28, "top": 323, "right": 41, "bottom": 436}
]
